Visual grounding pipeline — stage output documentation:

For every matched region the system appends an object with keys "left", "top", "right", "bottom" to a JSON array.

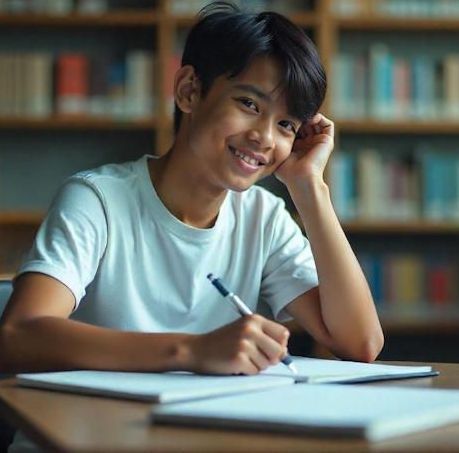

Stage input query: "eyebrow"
[{"left": 232, "top": 84, "right": 272, "bottom": 102}]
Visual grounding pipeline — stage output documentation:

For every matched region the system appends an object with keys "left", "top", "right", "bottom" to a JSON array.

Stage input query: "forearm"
[
  {"left": 0, "top": 316, "right": 193, "bottom": 373},
  {"left": 289, "top": 177, "right": 383, "bottom": 360}
]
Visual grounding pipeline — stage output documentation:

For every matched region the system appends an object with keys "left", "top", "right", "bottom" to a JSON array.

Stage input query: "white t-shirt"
[
  {"left": 18, "top": 155, "right": 319, "bottom": 332},
  {"left": 10, "top": 155, "right": 319, "bottom": 452}
]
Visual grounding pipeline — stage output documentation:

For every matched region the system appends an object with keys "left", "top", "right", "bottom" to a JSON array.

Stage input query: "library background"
[{"left": 1, "top": 0, "right": 459, "bottom": 361}]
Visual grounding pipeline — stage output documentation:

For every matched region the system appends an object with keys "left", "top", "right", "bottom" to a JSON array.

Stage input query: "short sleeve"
[
  {"left": 17, "top": 177, "right": 108, "bottom": 309},
  {"left": 260, "top": 204, "right": 318, "bottom": 321}
]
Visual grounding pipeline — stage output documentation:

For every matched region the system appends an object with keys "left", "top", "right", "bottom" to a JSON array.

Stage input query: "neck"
[{"left": 148, "top": 139, "right": 227, "bottom": 229}]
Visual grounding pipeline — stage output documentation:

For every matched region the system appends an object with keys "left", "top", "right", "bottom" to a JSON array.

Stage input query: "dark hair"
[{"left": 173, "top": 1, "right": 327, "bottom": 134}]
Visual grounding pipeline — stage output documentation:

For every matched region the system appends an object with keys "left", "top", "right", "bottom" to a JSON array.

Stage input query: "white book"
[
  {"left": 261, "top": 356, "right": 436, "bottom": 383},
  {"left": 17, "top": 371, "right": 293, "bottom": 403},
  {"left": 46, "top": 0, "right": 73, "bottom": 15},
  {"left": 357, "top": 149, "right": 386, "bottom": 219},
  {"left": 25, "top": 52, "right": 53, "bottom": 118},
  {"left": 0, "top": 55, "right": 6, "bottom": 115},
  {"left": 77, "top": 0, "right": 107, "bottom": 14},
  {"left": 16, "top": 356, "right": 437, "bottom": 403},
  {"left": 125, "top": 51, "right": 155, "bottom": 118},
  {"left": 152, "top": 384, "right": 459, "bottom": 441}
]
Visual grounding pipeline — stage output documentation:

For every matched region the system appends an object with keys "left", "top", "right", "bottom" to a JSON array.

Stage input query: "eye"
[
  {"left": 279, "top": 120, "right": 298, "bottom": 135},
  {"left": 237, "top": 97, "right": 259, "bottom": 112}
]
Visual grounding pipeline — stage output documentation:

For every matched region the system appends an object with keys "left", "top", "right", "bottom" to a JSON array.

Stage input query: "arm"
[
  {"left": 276, "top": 114, "right": 384, "bottom": 362},
  {"left": 0, "top": 273, "right": 290, "bottom": 374}
]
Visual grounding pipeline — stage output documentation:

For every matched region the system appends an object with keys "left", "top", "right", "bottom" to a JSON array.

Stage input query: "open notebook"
[
  {"left": 16, "top": 356, "right": 437, "bottom": 403},
  {"left": 151, "top": 384, "right": 459, "bottom": 441},
  {"left": 261, "top": 356, "right": 438, "bottom": 383}
]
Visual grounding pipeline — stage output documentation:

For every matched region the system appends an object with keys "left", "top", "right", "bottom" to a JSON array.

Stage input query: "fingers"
[
  {"left": 191, "top": 315, "right": 290, "bottom": 375},
  {"left": 218, "top": 315, "right": 289, "bottom": 374},
  {"left": 236, "top": 315, "right": 289, "bottom": 372},
  {"left": 307, "top": 113, "right": 334, "bottom": 138}
]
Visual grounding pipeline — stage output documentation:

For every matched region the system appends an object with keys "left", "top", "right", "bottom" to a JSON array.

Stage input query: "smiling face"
[{"left": 177, "top": 56, "right": 302, "bottom": 193}]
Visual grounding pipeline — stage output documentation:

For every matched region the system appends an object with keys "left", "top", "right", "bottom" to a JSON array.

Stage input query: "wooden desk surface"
[{"left": 2, "top": 362, "right": 459, "bottom": 452}]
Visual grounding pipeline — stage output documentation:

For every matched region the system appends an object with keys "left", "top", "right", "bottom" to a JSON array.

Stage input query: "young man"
[{"left": 0, "top": 2, "right": 383, "bottom": 377}]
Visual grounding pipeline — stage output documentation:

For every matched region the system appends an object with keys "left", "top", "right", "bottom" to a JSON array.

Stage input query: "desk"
[{"left": 1, "top": 362, "right": 459, "bottom": 452}]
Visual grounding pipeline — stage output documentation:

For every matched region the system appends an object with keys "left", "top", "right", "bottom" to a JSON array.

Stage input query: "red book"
[
  {"left": 428, "top": 265, "right": 449, "bottom": 305},
  {"left": 56, "top": 54, "right": 89, "bottom": 115}
]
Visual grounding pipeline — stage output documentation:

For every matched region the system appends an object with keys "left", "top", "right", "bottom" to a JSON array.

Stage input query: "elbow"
[
  {"left": 333, "top": 328, "right": 385, "bottom": 363},
  {"left": 353, "top": 329, "right": 385, "bottom": 363}
]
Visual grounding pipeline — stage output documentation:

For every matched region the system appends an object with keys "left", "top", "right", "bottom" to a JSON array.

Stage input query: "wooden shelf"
[
  {"left": 0, "top": 116, "right": 159, "bottom": 131},
  {"left": 342, "top": 220, "right": 459, "bottom": 234},
  {"left": 289, "top": 12, "right": 317, "bottom": 27},
  {"left": 0, "top": 11, "right": 158, "bottom": 27},
  {"left": 0, "top": 212, "right": 43, "bottom": 226},
  {"left": 336, "top": 119, "right": 459, "bottom": 134},
  {"left": 379, "top": 307, "right": 459, "bottom": 334},
  {"left": 335, "top": 17, "right": 459, "bottom": 31},
  {"left": 166, "top": 15, "right": 196, "bottom": 27},
  {"left": 169, "top": 11, "right": 317, "bottom": 28}
]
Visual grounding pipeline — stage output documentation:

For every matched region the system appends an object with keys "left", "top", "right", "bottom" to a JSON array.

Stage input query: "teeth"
[{"left": 233, "top": 148, "right": 260, "bottom": 166}]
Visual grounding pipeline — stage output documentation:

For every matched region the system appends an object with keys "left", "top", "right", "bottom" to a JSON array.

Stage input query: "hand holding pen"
[{"left": 207, "top": 274, "right": 297, "bottom": 375}]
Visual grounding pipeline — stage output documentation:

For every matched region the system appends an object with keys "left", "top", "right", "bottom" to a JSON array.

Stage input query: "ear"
[{"left": 174, "top": 65, "right": 201, "bottom": 114}]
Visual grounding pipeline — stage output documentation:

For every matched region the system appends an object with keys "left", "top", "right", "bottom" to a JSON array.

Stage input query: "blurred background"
[{"left": 1, "top": 0, "right": 459, "bottom": 361}]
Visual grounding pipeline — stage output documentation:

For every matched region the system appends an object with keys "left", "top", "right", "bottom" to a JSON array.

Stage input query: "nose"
[{"left": 246, "top": 117, "right": 275, "bottom": 150}]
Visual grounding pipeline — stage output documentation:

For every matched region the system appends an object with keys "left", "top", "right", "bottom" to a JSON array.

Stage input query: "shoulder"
[
  {"left": 57, "top": 155, "right": 149, "bottom": 208},
  {"left": 71, "top": 156, "right": 147, "bottom": 190}
]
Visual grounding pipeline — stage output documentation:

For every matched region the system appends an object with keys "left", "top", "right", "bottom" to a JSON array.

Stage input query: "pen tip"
[{"left": 207, "top": 273, "right": 213, "bottom": 280}]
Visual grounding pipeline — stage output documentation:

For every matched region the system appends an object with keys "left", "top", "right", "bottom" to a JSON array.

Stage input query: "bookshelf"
[
  {"left": 324, "top": 0, "right": 459, "bottom": 345},
  {"left": 1, "top": 0, "right": 459, "bottom": 348}
]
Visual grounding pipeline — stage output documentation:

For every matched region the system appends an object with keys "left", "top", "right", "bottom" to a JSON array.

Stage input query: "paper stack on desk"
[
  {"left": 17, "top": 355, "right": 437, "bottom": 402},
  {"left": 17, "top": 356, "right": 451, "bottom": 441},
  {"left": 151, "top": 383, "right": 459, "bottom": 442}
]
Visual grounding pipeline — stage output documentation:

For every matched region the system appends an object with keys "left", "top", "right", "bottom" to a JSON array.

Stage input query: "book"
[
  {"left": 125, "top": 50, "right": 155, "bottom": 118},
  {"left": 26, "top": 52, "right": 53, "bottom": 118},
  {"left": 56, "top": 53, "right": 89, "bottom": 115},
  {"left": 16, "top": 356, "right": 437, "bottom": 403},
  {"left": 260, "top": 356, "right": 436, "bottom": 383},
  {"left": 16, "top": 370, "right": 293, "bottom": 404},
  {"left": 151, "top": 383, "right": 459, "bottom": 441}
]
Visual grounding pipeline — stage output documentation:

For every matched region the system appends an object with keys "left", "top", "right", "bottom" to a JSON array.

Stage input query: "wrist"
[
  {"left": 166, "top": 333, "right": 199, "bottom": 371},
  {"left": 287, "top": 175, "right": 329, "bottom": 204}
]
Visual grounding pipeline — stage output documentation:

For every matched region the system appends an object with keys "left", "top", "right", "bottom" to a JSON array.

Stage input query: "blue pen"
[{"left": 207, "top": 273, "right": 298, "bottom": 375}]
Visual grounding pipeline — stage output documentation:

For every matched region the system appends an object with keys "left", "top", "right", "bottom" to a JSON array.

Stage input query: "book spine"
[
  {"left": 444, "top": 55, "right": 459, "bottom": 119},
  {"left": 76, "top": 0, "right": 108, "bottom": 14},
  {"left": 357, "top": 149, "right": 384, "bottom": 219},
  {"left": 45, "top": 0, "right": 74, "bottom": 15},
  {"left": 330, "top": 151, "right": 356, "bottom": 221},
  {"left": 88, "top": 54, "right": 110, "bottom": 116},
  {"left": 331, "top": 54, "right": 354, "bottom": 119},
  {"left": 26, "top": 52, "right": 53, "bottom": 117},
  {"left": 56, "top": 53, "right": 89, "bottom": 115},
  {"left": 369, "top": 44, "right": 393, "bottom": 119},
  {"left": 107, "top": 59, "right": 126, "bottom": 118},
  {"left": 125, "top": 51, "right": 155, "bottom": 118}
]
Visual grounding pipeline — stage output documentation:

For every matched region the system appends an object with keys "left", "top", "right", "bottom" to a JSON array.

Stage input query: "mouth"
[{"left": 229, "top": 146, "right": 268, "bottom": 167}]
